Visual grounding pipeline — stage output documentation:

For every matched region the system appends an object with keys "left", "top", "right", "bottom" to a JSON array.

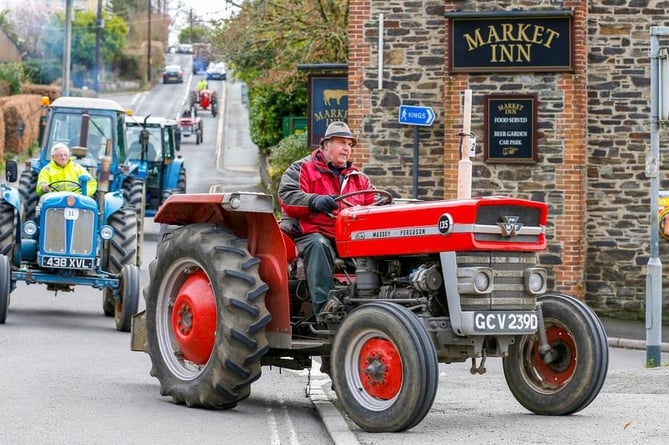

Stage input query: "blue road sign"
[{"left": 398, "top": 105, "right": 435, "bottom": 126}]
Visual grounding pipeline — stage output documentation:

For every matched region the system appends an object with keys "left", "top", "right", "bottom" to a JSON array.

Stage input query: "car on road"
[
  {"left": 206, "top": 62, "right": 226, "bottom": 81},
  {"left": 163, "top": 65, "right": 184, "bottom": 84},
  {"left": 176, "top": 43, "right": 193, "bottom": 54}
]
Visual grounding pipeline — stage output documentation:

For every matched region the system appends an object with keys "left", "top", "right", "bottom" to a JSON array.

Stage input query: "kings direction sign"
[{"left": 399, "top": 105, "right": 436, "bottom": 127}]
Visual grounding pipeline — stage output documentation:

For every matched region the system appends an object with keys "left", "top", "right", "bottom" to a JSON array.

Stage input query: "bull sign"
[{"left": 307, "top": 74, "right": 348, "bottom": 148}]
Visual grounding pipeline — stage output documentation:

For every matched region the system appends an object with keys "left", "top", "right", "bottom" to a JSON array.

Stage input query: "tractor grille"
[
  {"left": 474, "top": 205, "right": 543, "bottom": 243},
  {"left": 44, "top": 208, "right": 95, "bottom": 255},
  {"left": 457, "top": 251, "right": 538, "bottom": 311}
]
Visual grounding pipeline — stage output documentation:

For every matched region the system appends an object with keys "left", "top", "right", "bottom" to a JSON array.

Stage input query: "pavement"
[{"left": 216, "top": 77, "right": 669, "bottom": 444}]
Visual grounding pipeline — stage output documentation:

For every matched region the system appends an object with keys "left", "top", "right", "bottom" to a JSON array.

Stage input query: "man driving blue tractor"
[{"left": 36, "top": 143, "right": 97, "bottom": 197}]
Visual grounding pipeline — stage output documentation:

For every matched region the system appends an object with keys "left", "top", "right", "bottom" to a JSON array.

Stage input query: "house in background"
[{"left": 0, "top": 28, "right": 21, "bottom": 63}]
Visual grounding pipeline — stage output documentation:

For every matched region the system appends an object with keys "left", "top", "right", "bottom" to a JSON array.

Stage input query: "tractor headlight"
[
  {"left": 100, "top": 225, "right": 114, "bottom": 240},
  {"left": 525, "top": 268, "right": 547, "bottom": 295},
  {"left": 23, "top": 221, "right": 38, "bottom": 237},
  {"left": 457, "top": 267, "right": 494, "bottom": 295}
]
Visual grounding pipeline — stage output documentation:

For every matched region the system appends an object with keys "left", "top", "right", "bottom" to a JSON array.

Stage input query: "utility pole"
[
  {"left": 63, "top": 0, "right": 73, "bottom": 96},
  {"left": 94, "top": 0, "right": 103, "bottom": 92},
  {"left": 647, "top": 26, "right": 666, "bottom": 367},
  {"left": 147, "top": 0, "right": 152, "bottom": 83}
]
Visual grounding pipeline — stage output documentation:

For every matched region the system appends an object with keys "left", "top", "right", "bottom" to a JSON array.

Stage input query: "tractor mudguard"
[
  {"left": 102, "top": 190, "right": 126, "bottom": 223},
  {"left": 1, "top": 184, "right": 22, "bottom": 214},
  {"left": 154, "top": 192, "right": 293, "bottom": 340},
  {"left": 0, "top": 184, "right": 23, "bottom": 266},
  {"left": 162, "top": 159, "right": 184, "bottom": 189},
  {"left": 125, "top": 161, "right": 144, "bottom": 178}
]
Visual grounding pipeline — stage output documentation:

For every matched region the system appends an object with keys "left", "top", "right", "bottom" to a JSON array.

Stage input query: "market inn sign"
[{"left": 445, "top": 9, "right": 574, "bottom": 73}]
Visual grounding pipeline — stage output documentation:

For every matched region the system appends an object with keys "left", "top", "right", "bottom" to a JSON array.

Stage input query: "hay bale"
[{"left": 1, "top": 94, "right": 45, "bottom": 158}]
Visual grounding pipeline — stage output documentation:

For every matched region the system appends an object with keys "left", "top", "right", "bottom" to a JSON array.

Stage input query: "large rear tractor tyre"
[
  {"left": 115, "top": 264, "right": 140, "bottom": 332},
  {"left": 145, "top": 223, "right": 270, "bottom": 408},
  {"left": 503, "top": 293, "right": 609, "bottom": 416},
  {"left": 0, "top": 200, "right": 16, "bottom": 260},
  {"left": 331, "top": 302, "right": 439, "bottom": 432},
  {"left": 102, "top": 207, "right": 139, "bottom": 318},
  {"left": 123, "top": 178, "right": 146, "bottom": 266},
  {"left": 0, "top": 254, "right": 11, "bottom": 324},
  {"left": 18, "top": 170, "right": 38, "bottom": 222}
]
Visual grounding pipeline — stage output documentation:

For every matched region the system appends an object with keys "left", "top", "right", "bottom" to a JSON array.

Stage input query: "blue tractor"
[
  {"left": 0, "top": 96, "right": 144, "bottom": 330},
  {"left": 125, "top": 115, "right": 186, "bottom": 216},
  {"left": 0, "top": 155, "right": 140, "bottom": 331}
]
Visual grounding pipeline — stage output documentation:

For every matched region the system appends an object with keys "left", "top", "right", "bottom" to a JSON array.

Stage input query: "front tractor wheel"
[
  {"left": 502, "top": 293, "right": 609, "bottom": 416},
  {"left": 102, "top": 207, "right": 139, "bottom": 320},
  {"left": 331, "top": 302, "right": 439, "bottom": 432},
  {"left": 0, "top": 254, "right": 11, "bottom": 323},
  {"left": 115, "top": 264, "right": 140, "bottom": 332},
  {"left": 145, "top": 223, "right": 270, "bottom": 409}
]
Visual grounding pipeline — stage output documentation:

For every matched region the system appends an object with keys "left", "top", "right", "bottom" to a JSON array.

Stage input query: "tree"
[
  {"left": 3, "top": 1, "right": 51, "bottom": 58},
  {"left": 178, "top": 24, "right": 209, "bottom": 44},
  {"left": 43, "top": 10, "right": 128, "bottom": 71},
  {"left": 211, "top": 0, "right": 348, "bottom": 87},
  {"left": 208, "top": 0, "right": 349, "bottom": 151}
]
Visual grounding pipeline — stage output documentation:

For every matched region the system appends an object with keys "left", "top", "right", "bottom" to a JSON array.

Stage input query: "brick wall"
[
  {"left": 348, "top": 1, "right": 446, "bottom": 198},
  {"left": 348, "top": 0, "right": 669, "bottom": 319}
]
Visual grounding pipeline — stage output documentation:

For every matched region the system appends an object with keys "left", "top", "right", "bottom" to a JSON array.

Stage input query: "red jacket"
[{"left": 278, "top": 149, "right": 375, "bottom": 239}]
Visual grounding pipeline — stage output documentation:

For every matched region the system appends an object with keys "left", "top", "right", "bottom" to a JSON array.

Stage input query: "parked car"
[
  {"left": 163, "top": 65, "right": 184, "bottom": 84},
  {"left": 206, "top": 62, "right": 226, "bottom": 81},
  {"left": 176, "top": 43, "right": 193, "bottom": 54}
]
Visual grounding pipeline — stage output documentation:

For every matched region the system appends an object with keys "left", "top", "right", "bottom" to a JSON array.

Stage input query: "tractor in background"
[
  {"left": 176, "top": 108, "right": 203, "bottom": 145},
  {"left": 125, "top": 115, "right": 187, "bottom": 216},
  {"left": 190, "top": 88, "right": 218, "bottom": 118}
]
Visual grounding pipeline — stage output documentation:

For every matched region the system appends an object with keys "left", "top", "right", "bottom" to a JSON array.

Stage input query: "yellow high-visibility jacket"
[{"left": 36, "top": 160, "right": 97, "bottom": 197}]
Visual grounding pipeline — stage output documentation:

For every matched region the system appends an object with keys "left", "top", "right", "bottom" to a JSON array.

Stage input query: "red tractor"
[
  {"left": 176, "top": 108, "right": 203, "bottom": 145},
  {"left": 190, "top": 89, "right": 218, "bottom": 117},
  {"left": 131, "top": 191, "right": 609, "bottom": 432}
]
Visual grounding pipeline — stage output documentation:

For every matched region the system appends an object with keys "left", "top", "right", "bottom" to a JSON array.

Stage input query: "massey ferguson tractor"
[
  {"left": 190, "top": 88, "right": 218, "bottom": 117},
  {"left": 130, "top": 191, "right": 609, "bottom": 432}
]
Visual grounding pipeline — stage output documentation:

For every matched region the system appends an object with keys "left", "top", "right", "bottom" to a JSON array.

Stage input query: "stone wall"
[
  {"left": 348, "top": 0, "right": 446, "bottom": 199},
  {"left": 585, "top": 1, "right": 669, "bottom": 318},
  {"left": 348, "top": 0, "right": 669, "bottom": 320}
]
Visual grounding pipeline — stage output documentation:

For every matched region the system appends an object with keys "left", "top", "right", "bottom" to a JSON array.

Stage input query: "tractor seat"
[{"left": 282, "top": 231, "right": 297, "bottom": 264}]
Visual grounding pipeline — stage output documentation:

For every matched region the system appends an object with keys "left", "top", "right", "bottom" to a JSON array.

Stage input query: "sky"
[{"left": 172, "top": 1, "right": 235, "bottom": 23}]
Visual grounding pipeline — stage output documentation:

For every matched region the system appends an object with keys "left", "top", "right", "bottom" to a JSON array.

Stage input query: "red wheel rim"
[
  {"left": 358, "top": 337, "right": 403, "bottom": 400},
  {"left": 171, "top": 270, "right": 217, "bottom": 364},
  {"left": 531, "top": 325, "right": 577, "bottom": 387}
]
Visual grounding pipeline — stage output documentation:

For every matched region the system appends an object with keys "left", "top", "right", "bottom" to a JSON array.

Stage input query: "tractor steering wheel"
[
  {"left": 48, "top": 180, "right": 82, "bottom": 193},
  {"left": 335, "top": 189, "right": 393, "bottom": 207}
]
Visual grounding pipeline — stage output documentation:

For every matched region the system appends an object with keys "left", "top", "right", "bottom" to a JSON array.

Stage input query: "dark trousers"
[{"left": 294, "top": 232, "right": 336, "bottom": 316}]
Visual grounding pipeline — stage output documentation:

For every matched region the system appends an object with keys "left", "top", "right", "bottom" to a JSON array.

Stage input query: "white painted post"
[{"left": 457, "top": 89, "right": 473, "bottom": 199}]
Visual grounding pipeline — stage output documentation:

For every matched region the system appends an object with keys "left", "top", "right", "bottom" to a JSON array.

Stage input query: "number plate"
[
  {"left": 473, "top": 311, "right": 538, "bottom": 333},
  {"left": 64, "top": 208, "right": 79, "bottom": 220},
  {"left": 42, "top": 256, "right": 95, "bottom": 269}
]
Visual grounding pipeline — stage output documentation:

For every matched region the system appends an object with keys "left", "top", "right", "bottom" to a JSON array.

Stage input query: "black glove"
[{"left": 311, "top": 195, "right": 338, "bottom": 214}]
